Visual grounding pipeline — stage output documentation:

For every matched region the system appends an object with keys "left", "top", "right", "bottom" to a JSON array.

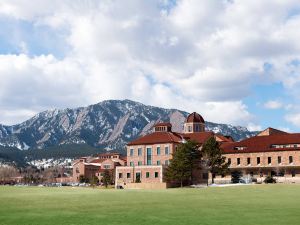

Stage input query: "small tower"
[
  {"left": 153, "top": 122, "right": 172, "bottom": 132},
  {"left": 184, "top": 112, "right": 205, "bottom": 133}
]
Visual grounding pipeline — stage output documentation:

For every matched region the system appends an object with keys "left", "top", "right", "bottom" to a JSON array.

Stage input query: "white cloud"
[
  {"left": 285, "top": 113, "right": 300, "bottom": 127},
  {"left": 264, "top": 100, "right": 283, "bottom": 109},
  {"left": 0, "top": 0, "right": 300, "bottom": 127},
  {"left": 247, "top": 123, "right": 262, "bottom": 132}
]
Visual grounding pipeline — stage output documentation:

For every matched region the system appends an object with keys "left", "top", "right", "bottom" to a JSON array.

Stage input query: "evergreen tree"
[
  {"left": 102, "top": 169, "right": 112, "bottom": 188},
  {"left": 184, "top": 140, "right": 201, "bottom": 184},
  {"left": 202, "top": 137, "right": 229, "bottom": 184},
  {"left": 90, "top": 176, "right": 99, "bottom": 188},
  {"left": 165, "top": 140, "right": 201, "bottom": 187}
]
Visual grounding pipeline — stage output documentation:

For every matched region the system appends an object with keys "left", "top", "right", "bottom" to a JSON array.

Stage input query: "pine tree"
[
  {"left": 184, "top": 140, "right": 201, "bottom": 184},
  {"left": 102, "top": 169, "right": 112, "bottom": 188},
  {"left": 202, "top": 137, "right": 229, "bottom": 184},
  {"left": 165, "top": 140, "right": 201, "bottom": 187}
]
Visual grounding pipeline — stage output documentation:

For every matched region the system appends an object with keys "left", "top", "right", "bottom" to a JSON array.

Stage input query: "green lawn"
[{"left": 0, "top": 185, "right": 300, "bottom": 225}]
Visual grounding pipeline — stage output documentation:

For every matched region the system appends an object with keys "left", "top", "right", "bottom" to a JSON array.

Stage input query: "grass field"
[{"left": 0, "top": 185, "right": 300, "bottom": 225}]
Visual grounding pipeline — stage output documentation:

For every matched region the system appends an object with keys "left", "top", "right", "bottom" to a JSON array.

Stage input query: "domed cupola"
[{"left": 184, "top": 112, "right": 205, "bottom": 133}]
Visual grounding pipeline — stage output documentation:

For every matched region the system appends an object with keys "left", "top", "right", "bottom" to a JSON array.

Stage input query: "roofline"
[
  {"left": 222, "top": 148, "right": 300, "bottom": 154},
  {"left": 127, "top": 140, "right": 180, "bottom": 146}
]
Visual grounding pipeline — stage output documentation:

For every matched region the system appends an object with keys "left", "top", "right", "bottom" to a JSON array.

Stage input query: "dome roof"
[{"left": 186, "top": 112, "right": 205, "bottom": 123}]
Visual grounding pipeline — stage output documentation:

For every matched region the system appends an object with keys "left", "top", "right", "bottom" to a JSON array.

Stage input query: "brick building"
[
  {"left": 72, "top": 153, "right": 126, "bottom": 183},
  {"left": 219, "top": 127, "right": 300, "bottom": 183},
  {"left": 115, "top": 112, "right": 232, "bottom": 188},
  {"left": 116, "top": 112, "right": 300, "bottom": 188}
]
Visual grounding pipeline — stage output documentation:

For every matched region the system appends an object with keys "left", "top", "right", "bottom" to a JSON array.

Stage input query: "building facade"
[
  {"left": 115, "top": 112, "right": 232, "bottom": 188},
  {"left": 116, "top": 113, "right": 300, "bottom": 188},
  {"left": 72, "top": 153, "right": 126, "bottom": 183},
  {"left": 219, "top": 128, "right": 300, "bottom": 183}
]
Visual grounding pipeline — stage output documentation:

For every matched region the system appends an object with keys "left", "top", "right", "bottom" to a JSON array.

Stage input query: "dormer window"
[
  {"left": 234, "top": 146, "right": 247, "bottom": 151},
  {"left": 271, "top": 144, "right": 300, "bottom": 149}
]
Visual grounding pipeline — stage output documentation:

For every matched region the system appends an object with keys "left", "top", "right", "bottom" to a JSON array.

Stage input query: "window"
[
  {"left": 76, "top": 167, "right": 79, "bottom": 173},
  {"left": 130, "top": 149, "right": 134, "bottom": 156},
  {"left": 188, "top": 126, "right": 192, "bottom": 132},
  {"left": 127, "top": 173, "right": 131, "bottom": 178},
  {"left": 138, "top": 148, "right": 142, "bottom": 156},
  {"left": 257, "top": 157, "right": 261, "bottom": 165},
  {"left": 228, "top": 158, "right": 231, "bottom": 165},
  {"left": 146, "top": 148, "right": 152, "bottom": 165},
  {"left": 146, "top": 172, "right": 150, "bottom": 178},
  {"left": 138, "top": 161, "right": 142, "bottom": 166},
  {"left": 165, "top": 146, "right": 169, "bottom": 155},
  {"left": 119, "top": 173, "right": 123, "bottom": 179},
  {"left": 157, "top": 160, "right": 161, "bottom": 165},
  {"left": 234, "top": 146, "right": 247, "bottom": 150},
  {"left": 165, "top": 160, "right": 169, "bottom": 166},
  {"left": 289, "top": 156, "right": 293, "bottom": 164},
  {"left": 202, "top": 173, "right": 208, "bottom": 179},
  {"left": 104, "top": 165, "right": 110, "bottom": 169},
  {"left": 278, "top": 156, "right": 282, "bottom": 164},
  {"left": 155, "top": 172, "right": 159, "bottom": 178},
  {"left": 237, "top": 158, "right": 240, "bottom": 165},
  {"left": 268, "top": 157, "right": 272, "bottom": 164},
  {"left": 247, "top": 157, "right": 251, "bottom": 165},
  {"left": 156, "top": 147, "right": 161, "bottom": 155},
  {"left": 136, "top": 172, "right": 141, "bottom": 180},
  {"left": 130, "top": 162, "right": 134, "bottom": 167}
]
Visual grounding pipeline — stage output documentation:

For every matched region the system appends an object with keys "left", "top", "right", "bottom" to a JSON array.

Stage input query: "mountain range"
[{"left": 0, "top": 99, "right": 257, "bottom": 153}]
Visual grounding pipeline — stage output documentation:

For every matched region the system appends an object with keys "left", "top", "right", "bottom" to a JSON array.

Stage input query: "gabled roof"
[
  {"left": 256, "top": 127, "right": 288, "bottom": 136},
  {"left": 221, "top": 132, "right": 300, "bottom": 154}
]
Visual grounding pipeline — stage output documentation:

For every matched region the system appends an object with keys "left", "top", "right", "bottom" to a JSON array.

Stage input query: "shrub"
[
  {"left": 264, "top": 176, "right": 276, "bottom": 184},
  {"left": 231, "top": 170, "right": 242, "bottom": 183}
]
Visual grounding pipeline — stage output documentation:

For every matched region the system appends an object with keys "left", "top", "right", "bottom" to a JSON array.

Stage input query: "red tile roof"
[
  {"left": 127, "top": 131, "right": 227, "bottom": 146},
  {"left": 221, "top": 133, "right": 300, "bottom": 154},
  {"left": 182, "top": 132, "right": 215, "bottom": 144},
  {"left": 90, "top": 158, "right": 106, "bottom": 163},
  {"left": 128, "top": 132, "right": 183, "bottom": 145},
  {"left": 215, "top": 134, "right": 234, "bottom": 142},
  {"left": 186, "top": 112, "right": 205, "bottom": 123}
]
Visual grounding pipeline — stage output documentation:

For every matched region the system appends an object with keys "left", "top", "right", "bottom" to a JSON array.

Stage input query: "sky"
[{"left": 0, "top": 0, "right": 300, "bottom": 132}]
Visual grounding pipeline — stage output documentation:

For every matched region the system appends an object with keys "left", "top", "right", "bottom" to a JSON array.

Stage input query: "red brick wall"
[
  {"left": 126, "top": 143, "right": 177, "bottom": 166},
  {"left": 115, "top": 166, "right": 163, "bottom": 187}
]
